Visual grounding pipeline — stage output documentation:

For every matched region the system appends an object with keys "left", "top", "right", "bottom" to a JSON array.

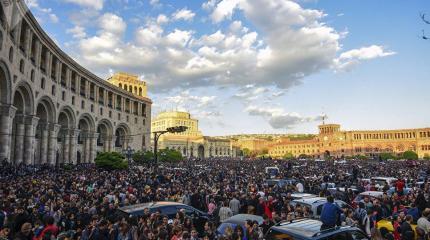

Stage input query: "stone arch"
[
  {"left": 36, "top": 96, "right": 56, "bottom": 124},
  {"left": 57, "top": 106, "right": 76, "bottom": 128},
  {"left": 198, "top": 145, "right": 204, "bottom": 159},
  {"left": 115, "top": 123, "right": 130, "bottom": 149},
  {"left": 0, "top": 59, "right": 11, "bottom": 105},
  {"left": 97, "top": 119, "right": 114, "bottom": 152},
  {"left": 13, "top": 81, "right": 34, "bottom": 115},
  {"left": 77, "top": 114, "right": 95, "bottom": 163}
]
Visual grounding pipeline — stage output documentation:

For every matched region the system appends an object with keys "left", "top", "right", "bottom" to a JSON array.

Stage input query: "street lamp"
[
  {"left": 153, "top": 126, "right": 188, "bottom": 168},
  {"left": 123, "top": 146, "right": 135, "bottom": 166}
]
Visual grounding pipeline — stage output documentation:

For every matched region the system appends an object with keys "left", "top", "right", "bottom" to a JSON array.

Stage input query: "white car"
[{"left": 291, "top": 197, "right": 351, "bottom": 219}]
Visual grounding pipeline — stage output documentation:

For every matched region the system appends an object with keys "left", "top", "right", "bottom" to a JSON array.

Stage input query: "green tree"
[
  {"left": 242, "top": 148, "right": 251, "bottom": 157},
  {"left": 283, "top": 152, "right": 294, "bottom": 160},
  {"left": 158, "top": 149, "right": 183, "bottom": 163},
  {"left": 380, "top": 152, "right": 396, "bottom": 161},
  {"left": 133, "top": 151, "right": 153, "bottom": 166},
  {"left": 424, "top": 154, "right": 430, "bottom": 160},
  {"left": 354, "top": 155, "right": 368, "bottom": 160},
  {"left": 402, "top": 150, "right": 418, "bottom": 160},
  {"left": 95, "top": 152, "right": 128, "bottom": 170},
  {"left": 298, "top": 154, "right": 311, "bottom": 159}
]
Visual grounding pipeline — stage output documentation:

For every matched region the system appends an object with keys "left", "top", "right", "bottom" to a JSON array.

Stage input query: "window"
[
  {"left": 72, "top": 96, "right": 75, "bottom": 105},
  {"left": 126, "top": 116, "right": 129, "bottom": 122},
  {"left": 100, "top": 107, "right": 103, "bottom": 115},
  {"left": 91, "top": 104, "right": 94, "bottom": 112},
  {"left": 30, "top": 70, "right": 34, "bottom": 82},
  {"left": 135, "top": 117, "right": 137, "bottom": 124},
  {"left": 41, "top": 78, "right": 45, "bottom": 89},
  {"left": 81, "top": 100, "right": 85, "bottom": 109},
  {"left": 51, "top": 85, "right": 56, "bottom": 96},
  {"left": 109, "top": 111, "right": 112, "bottom": 118},
  {"left": 8, "top": 47, "right": 13, "bottom": 62},
  {"left": 118, "top": 113, "right": 121, "bottom": 120},
  {"left": 62, "top": 91, "right": 65, "bottom": 101}
]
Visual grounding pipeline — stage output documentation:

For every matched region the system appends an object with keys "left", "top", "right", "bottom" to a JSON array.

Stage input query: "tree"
[
  {"left": 158, "top": 149, "right": 183, "bottom": 163},
  {"left": 133, "top": 151, "right": 153, "bottom": 166},
  {"left": 298, "top": 154, "right": 311, "bottom": 159},
  {"left": 354, "top": 155, "right": 368, "bottom": 160},
  {"left": 402, "top": 150, "right": 418, "bottom": 160},
  {"left": 283, "top": 152, "right": 294, "bottom": 160},
  {"left": 424, "top": 154, "right": 430, "bottom": 160},
  {"left": 95, "top": 152, "right": 128, "bottom": 170},
  {"left": 380, "top": 152, "right": 396, "bottom": 161},
  {"left": 242, "top": 148, "right": 251, "bottom": 157}
]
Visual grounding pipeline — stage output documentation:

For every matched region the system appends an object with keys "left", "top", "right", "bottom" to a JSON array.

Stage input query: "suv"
[
  {"left": 117, "top": 202, "right": 210, "bottom": 232},
  {"left": 265, "top": 219, "right": 369, "bottom": 239},
  {"left": 291, "top": 197, "right": 351, "bottom": 219}
]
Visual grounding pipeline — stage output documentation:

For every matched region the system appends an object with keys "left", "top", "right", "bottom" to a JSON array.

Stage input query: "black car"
[
  {"left": 116, "top": 201, "right": 210, "bottom": 232},
  {"left": 265, "top": 219, "right": 369, "bottom": 240}
]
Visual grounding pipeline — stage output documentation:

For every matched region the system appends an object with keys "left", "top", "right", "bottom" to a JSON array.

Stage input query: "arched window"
[
  {"left": 139, "top": 87, "right": 142, "bottom": 96},
  {"left": 9, "top": 47, "right": 13, "bottom": 62},
  {"left": 41, "top": 78, "right": 45, "bottom": 89},
  {"left": 134, "top": 86, "right": 137, "bottom": 94},
  {"left": 30, "top": 70, "right": 35, "bottom": 82},
  {"left": 129, "top": 86, "right": 132, "bottom": 92},
  {"left": 119, "top": 83, "right": 122, "bottom": 88},
  {"left": 19, "top": 59, "right": 25, "bottom": 73},
  {"left": 124, "top": 84, "right": 128, "bottom": 90}
]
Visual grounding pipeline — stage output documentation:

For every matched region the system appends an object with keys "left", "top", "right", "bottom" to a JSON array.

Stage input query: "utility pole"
[{"left": 153, "top": 126, "right": 188, "bottom": 168}]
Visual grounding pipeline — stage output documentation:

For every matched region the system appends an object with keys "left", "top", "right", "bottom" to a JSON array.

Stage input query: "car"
[
  {"left": 290, "top": 193, "right": 318, "bottom": 200},
  {"left": 216, "top": 214, "right": 263, "bottom": 237},
  {"left": 265, "top": 218, "right": 369, "bottom": 239},
  {"left": 352, "top": 191, "right": 384, "bottom": 204},
  {"left": 266, "top": 166, "right": 280, "bottom": 178},
  {"left": 370, "top": 177, "right": 397, "bottom": 190},
  {"left": 291, "top": 197, "right": 351, "bottom": 219},
  {"left": 116, "top": 201, "right": 210, "bottom": 233},
  {"left": 265, "top": 179, "right": 289, "bottom": 188}
]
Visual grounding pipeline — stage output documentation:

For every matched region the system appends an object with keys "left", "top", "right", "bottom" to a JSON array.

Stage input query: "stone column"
[
  {"left": 23, "top": 116, "right": 39, "bottom": 165},
  {"left": 63, "top": 129, "right": 70, "bottom": 164},
  {"left": 13, "top": 115, "right": 25, "bottom": 165},
  {"left": 0, "top": 105, "right": 17, "bottom": 162},
  {"left": 84, "top": 133, "right": 91, "bottom": 163},
  {"left": 39, "top": 123, "right": 49, "bottom": 164},
  {"left": 47, "top": 123, "right": 60, "bottom": 165},
  {"left": 69, "top": 129, "right": 80, "bottom": 164},
  {"left": 90, "top": 133, "right": 99, "bottom": 163}
]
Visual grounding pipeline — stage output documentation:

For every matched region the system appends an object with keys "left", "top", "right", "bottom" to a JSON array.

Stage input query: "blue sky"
[{"left": 26, "top": 0, "right": 430, "bottom": 136}]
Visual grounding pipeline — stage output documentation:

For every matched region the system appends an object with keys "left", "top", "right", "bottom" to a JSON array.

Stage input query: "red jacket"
[{"left": 37, "top": 224, "right": 59, "bottom": 240}]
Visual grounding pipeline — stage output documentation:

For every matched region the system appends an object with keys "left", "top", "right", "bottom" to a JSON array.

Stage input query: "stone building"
[
  {"left": 0, "top": 1, "right": 151, "bottom": 165},
  {"left": 269, "top": 123, "right": 430, "bottom": 159},
  {"left": 151, "top": 111, "right": 238, "bottom": 158}
]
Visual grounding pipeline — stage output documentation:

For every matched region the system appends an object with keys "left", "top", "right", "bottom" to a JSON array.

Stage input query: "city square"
[{"left": 1, "top": 0, "right": 430, "bottom": 240}]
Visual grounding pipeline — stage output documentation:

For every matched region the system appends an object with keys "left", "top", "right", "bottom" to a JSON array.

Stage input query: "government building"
[
  {"left": 151, "top": 111, "right": 238, "bottom": 158},
  {"left": 0, "top": 1, "right": 151, "bottom": 165},
  {"left": 269, "top": 123, "right": 430, "bottom": 159}
]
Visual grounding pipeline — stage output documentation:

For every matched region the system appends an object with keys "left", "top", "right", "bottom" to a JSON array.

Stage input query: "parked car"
[
  {"left": 216, "top": 214, "right": 263, "bottom": 237},
  {"left": 117, "top": 201, "right": 210, "bottom": 233},
  {"left": 291, "top": 197, "right": 351, "bottom": 219},
  {"left": 265, "top": 218, "right": 369, "bottom": 239},
  {"left": 352, "top": 191, "right": 384, "bottom": 208}
]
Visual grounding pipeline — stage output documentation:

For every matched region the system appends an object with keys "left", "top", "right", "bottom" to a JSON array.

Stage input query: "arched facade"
[{"left": 0, "top": 1, "right": 152, "bottom": 165}]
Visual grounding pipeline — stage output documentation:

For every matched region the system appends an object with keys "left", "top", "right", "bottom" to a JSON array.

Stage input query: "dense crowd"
[{"left": 1, "top": 158, "right": 430, "bottom": 240}]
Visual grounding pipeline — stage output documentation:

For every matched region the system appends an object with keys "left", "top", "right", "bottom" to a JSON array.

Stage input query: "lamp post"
[
  {"left": 123, "top": 146, "right": 135, "bottom": 166},
  {"left": 153, "top": 126, "right": 188, "bottom": 168}
]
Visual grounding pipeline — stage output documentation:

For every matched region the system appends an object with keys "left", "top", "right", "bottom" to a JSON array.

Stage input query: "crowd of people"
[{"left": 1, "top": 158, "right": 430, "bottom": 240}]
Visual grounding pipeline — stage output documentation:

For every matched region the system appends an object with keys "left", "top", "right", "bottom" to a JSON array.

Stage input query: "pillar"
[
  {"left": 90, "top": 133, "right": 99, "bottom": 163},
  {"left": 39, "top": 123, "right": 49, "bottom": 164},
  {"left": 0, "top": 105, "right": 17, "bottom": 162},
  {"left": 69, "top": 129, "right": 80, "bottom": 164},
  {"left": 47, "top": 123, "right": 60, "bottom": 165},
  {"left": 14, "top": 115, "right": 25, "bottom": 165},
  {"left": 63, "top": 129, "right": 70, "bottom": 164},
  {"left": 85, "top": 133, "right": 91, "bottom": 163},
  {"left": 23, "top": 115, "right": 39, "bottom": 165}
]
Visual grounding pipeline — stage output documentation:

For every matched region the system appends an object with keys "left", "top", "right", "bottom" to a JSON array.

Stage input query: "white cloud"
[
  {"left": 64, "top": 0, "right": 104, "bottom": 10},
  {"left": 334, "top": 45, "right": 396, "bottom": 71},
  {"left": 49, "top": 13, "right": 59, "bottom": 23},
  {"left": 202, "top": 0, "right": 219, "bottom": 10},
  {"left": 66, "top": 25, "right": 87, "bottom": 39},
  {"left": 172, "top": 8, "right": 196, "bottom": 21},
  {"left": 245, "top": 106, "right": 324, "bottom": 129},
  {"left": 156, "top": 14, "right": 169, "bottom": 24},
  {"left": 99, "top": 13, "right": 127, "bottom": 35},
  {"left": 211, "top": 0, "right": 242, "bottom": 23}
]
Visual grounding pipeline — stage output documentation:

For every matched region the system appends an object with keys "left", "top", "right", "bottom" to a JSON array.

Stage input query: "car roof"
[
  {"left": 371, "top": 177, "right": 397, "bottom": 181},
  {"left": 291, "top": 193, "right": 317, "bottom": 198},
  {"left": 221, "top": 214, "right": 264, "bottom": 225},
  {"left": 271, "top": 219, "right": 323, "bottom": 238},
  {"left": 119, "top": 201, "right": 187, "bottom": 213},
  {"left": 271, "top": 219, "right": 362, "bottom": 239},
  {"left": 358, "top": 191, "right": 384, "bottom": 197},
  {"left": 292, "top": 197, "right": 327, "bottom": 205}
]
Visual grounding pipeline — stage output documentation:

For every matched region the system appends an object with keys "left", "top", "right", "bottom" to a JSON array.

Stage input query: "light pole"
[{"left": 153, "top": 126, "right": 188, "bottom": 168}]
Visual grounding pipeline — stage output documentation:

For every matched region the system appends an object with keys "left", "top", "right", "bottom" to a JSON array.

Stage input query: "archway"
[
  {"left": 35, "top": 96, "right": 56, "bottom": 164},
  {"left": 97, "top": 119, "right": 113, "bottom": 152},
  {"left": 115, "top": 124, "right": 130, "bottom": 150},
  {"left": 0, "top": 61, "right": 12, "bottom": 162},
  {"left": 11, "top": 83, "right": 34, "bottom": 164},
  {"left": 0, "top": 60, "right": 11, "bottom": 105},
  {"left": 77, "top": 151, "right": 81, "bottom": 164},
  {"left": 198, "top": 145, "right": 204, "bottom": 159},
  {"left": 77, "top": 114, "right": 95, "bottom": 163}
]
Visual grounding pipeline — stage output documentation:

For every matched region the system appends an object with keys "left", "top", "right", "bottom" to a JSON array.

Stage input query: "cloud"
[
  {"left": 334, "top": 45, "right": 396, "bottom": 71},
  {"left": 67, "top": 0, "right": 395, "bottom": 94},
  {"left": 245, "top": 106, "right": 325, "bottom": 129},
  {"left": 233, "top": 84, "right": 269, "bottom": 101},
  {"left": 64, "top": 0, "right": 104, "bottom": 10},
  {"left": 172, "top": 8, "right": 196, "bottom": 21},
  {"left": 67, "top": 25, "right": 87, "bottom": 39}
]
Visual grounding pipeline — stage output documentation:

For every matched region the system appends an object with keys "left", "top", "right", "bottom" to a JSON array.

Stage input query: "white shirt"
[
  {"left": 418, "top": 217, "right": 430, "bottom": 233},
  {"left": 296, "top": 182, "right": 304, "bottom": 193}
]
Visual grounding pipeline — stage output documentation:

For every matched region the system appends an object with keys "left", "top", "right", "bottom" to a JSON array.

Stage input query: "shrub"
[
  {"left": 133, "top": 151, "right": 153, "bottom": 165},
  {"left": 95, "top": 152, "right": 128, "bottom": 170},
  {"left": 402, "top": 150, "right": 418, "bottom": 160}
]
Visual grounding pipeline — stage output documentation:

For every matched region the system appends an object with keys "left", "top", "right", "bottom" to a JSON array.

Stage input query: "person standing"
[
  {"left": 229, "top": 195, "right": 240, "bottom": 216},
  {"left": 218, "top": 201, "right": 233, "bottom": 222},
  {"left": 320, "top": 196, "right": 342, "bottom": 230},
  {"left": 401, "top": 215, "right": 415, "bottom": 240},
  {"left": 418, "top": 209, "right": 430, "bottom": 234}
]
